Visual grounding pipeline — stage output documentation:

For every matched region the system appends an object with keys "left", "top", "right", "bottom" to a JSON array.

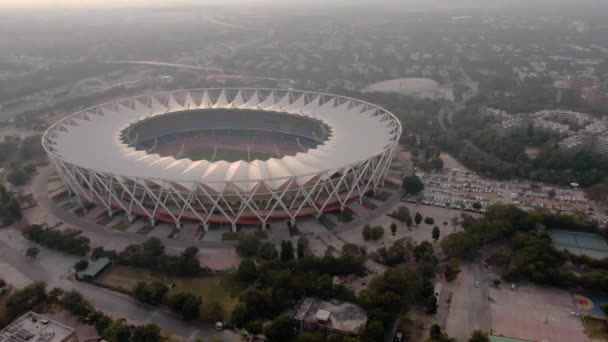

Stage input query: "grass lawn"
[
  {"left": 97, "top": 266, "right": 242, "bottom": 322},
  {"left": 585, "top": 316, "right": 608, "bottom": 340},
  {"left": 48, "top": 175, "right": 62, "bottom": 183},
  {"left": 185, "top": 147, "right": 274, "bottom": 162},
  {"left": 111, "top": 221, "right": 131, "bottom": 231},
  {"left": 96, "top": 215, "right": 114, "bottom": 226},
  {"left": 375, "top": 191, "right": 393, "bottom": 202},
  {"left": 318, "top": 214, "right": 336, "bottom": 230},
  {"left": 0, "top": 294, "right": 8, "bottom": 324},
  {"left": 136, "top": 225, "right": 155, "bottom": 235}
]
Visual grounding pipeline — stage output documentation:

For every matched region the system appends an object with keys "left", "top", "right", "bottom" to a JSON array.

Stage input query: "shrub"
[{"left": 362, "top": 225, "right": 384, "bottom": 241}]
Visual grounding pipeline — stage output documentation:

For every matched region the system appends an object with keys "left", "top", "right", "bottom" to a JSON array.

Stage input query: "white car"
[
  {"left": 475, "top": 281, "right": 480, "bottom": 288},
  {"left": 215, "top": 321, "right": 225, "bottom": 331}
]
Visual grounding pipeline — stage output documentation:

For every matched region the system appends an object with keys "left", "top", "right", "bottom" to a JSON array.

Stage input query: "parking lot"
[{"left": 413, "top": 167, "right": 596, "bottom": 217}]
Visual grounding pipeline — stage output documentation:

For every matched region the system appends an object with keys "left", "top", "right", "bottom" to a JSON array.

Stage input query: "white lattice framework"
[{"left": 42, "top": 89, "right": 402, "bottom": 231}]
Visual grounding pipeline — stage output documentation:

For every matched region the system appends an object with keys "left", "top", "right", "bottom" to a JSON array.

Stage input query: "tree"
[
  {"left": 74, "top": 260, "right": 89, "bottom": 272},
  {"left": 493, "top": 279, "right": 501, "bottom": 287},
  {"left": 432, "top": 226, "right": 440, "bottom": 241},
  {"left": 363, "top": 225, "right": 384, "bottom": 241},
  {"left": 5, "top": 282, "right": 46, "bottom": 318},
  {"left": 391, "top": 206, "right": 411, "bottom": 223},
  {"left": 7, "top": 168, "right": 29, "bottom": 186},
  {"left": 236, "top": 236, "right": 261, "bottom": 257},
  {"left": 280, "top": 240, "right": 294, "bottom": 262},
  {"left": 424, "top": 217, "right": 435, "bottom": 225},
  {"left": 132, "top": 281, "right": 168, "bottom": 305},
  {"left": 415, "top": 212, "right": 423, "bottom": 225},
  {"left": 374, "top": 239, "right": 410, "bottom": 266},
  {"left": 167, "top": 292, "right": 201, "bottom": 321},
  {"left": 468, "top": 330, "right": 490, "bottom": 342},
  {"left": 425, "top": 295, "right": 437, "bottom": 314},
  {"left": 237, "top": 259, "right": 258, "bottom": 282},
  {"left": 26, "top": 246, "right": 39, "bottom": 258},
  {"left": 297, "top": 236, "right": 308, "bottom": 259},
  {"left": 259, "top": 242, "right": 278, "bottom": 260},
  {"left": 102, "top": 319, "right": 131, "bottom": 342},
  {"left": 390, "top": 222, "right": 397, "bottom": 236},
  {"left": 245, "top": 320, "right": 263, "bottom": 335},
  {"left": 472, "top": 202, "right": 482, "bottom": 210},
  {"left": 402, "top": 175, "right": 424, "bottom": 195},
  {"left": 429, "top": 323, "right": 457, "bottom": 342},
  {"left": 445, "top": 258, "right": 461, "bottom": 282},
  {"left": 362, "top": 320, "right": 384, "bottom": 342},
  {"left": 202, "top": 301, "right": 222, "bottom": 323},
  {"left": 264, "top": 314, "right": 296, "bottom": 342},
  {"left": 131, "top": 324, "right": 162, "bottom": 342}
]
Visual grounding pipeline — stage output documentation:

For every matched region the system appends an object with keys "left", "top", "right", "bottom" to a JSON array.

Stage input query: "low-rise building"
[
  {"left": 0, "top": 311, "right": 78, "bottom": 342},
  {"left": 292, "top": 298, "right": 367, "bottom": 336},
  {"left": 76, "top": 257, "right": 111, "bottom": 281}
]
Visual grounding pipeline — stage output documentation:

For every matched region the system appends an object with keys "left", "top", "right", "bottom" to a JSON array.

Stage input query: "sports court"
[
  {"left": 548, "top": 229, "right": 608, "bottom": 259},
  {"left": 489, "top": 284, "right": 587, "bottom": 342},
  {"left": 573, "top": 291, "right": 608, "bottom": 318}
]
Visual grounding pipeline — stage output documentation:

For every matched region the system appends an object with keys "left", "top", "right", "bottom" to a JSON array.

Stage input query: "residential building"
[
  {"left": 0, "top": 312, "right": 78, "bottom": 342},
  {"left": 292, "top": 298, "right": 367, "bottom": 336}
]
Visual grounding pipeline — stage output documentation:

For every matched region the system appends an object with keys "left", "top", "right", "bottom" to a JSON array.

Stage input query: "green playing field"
[{"left": 184, "top": 146, "right": 275, "bottom": 162}]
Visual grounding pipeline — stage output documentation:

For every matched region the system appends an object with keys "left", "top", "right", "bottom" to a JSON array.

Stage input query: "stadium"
[{"left": 42, "top": 88, "right": 401, "bottom": 231}]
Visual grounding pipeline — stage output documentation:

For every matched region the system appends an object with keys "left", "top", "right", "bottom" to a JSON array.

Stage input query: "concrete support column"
[
  {"left": 107, "top": 209, "right": 113, "bottom": 218},
  {"left": 202, "top": 223, "right": 209, "bottom": 232},
  {"left": 290, "top": 218, "right": 296, "bottom": 227},
  {"left": 261, "top": 222, "right": 267, "bottom": 231},
  {"left": 231, "top": 222, "right": 237, "bottom": 232},
  {"left": 127, "top": 215, "right": 135, "bottom": 223},
  {"left": 149, "top": 218, "right": 156, "bottom": 227},
  {"left": 175, "top": 221, "right": 182, "bottom": 230}
]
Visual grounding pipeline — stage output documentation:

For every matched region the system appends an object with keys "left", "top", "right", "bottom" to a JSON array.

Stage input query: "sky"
[{"left": 0, "top": 0, "right": 598, "bottom": 10}]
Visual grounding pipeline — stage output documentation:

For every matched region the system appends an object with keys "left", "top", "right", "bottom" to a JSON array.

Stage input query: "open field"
[
  {"left": 584, "top": 316, "right": 608, "bottom": 340},
  {"left": 184, "top": 146, "right": 274, "bottom": 162},
  {"left": 96, "top": 266, "right": 241, "bottom": 321}
]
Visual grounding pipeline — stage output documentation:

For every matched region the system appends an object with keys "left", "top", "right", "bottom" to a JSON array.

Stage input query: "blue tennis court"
[{"left": 548, "top": 229, "right": 608, "bottom": 259}]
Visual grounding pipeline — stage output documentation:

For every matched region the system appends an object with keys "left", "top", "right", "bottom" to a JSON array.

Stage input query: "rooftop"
[
  {"left": 293, "top": 297, "right": 367, "bottom": 334},
  {"left": 0, "top": 311, "right": 76, "bottom": 342},
  {"left": 77, "top": 257, "right": 110, "bottom": 279}
]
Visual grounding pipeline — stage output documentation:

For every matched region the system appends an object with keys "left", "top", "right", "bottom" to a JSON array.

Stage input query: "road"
[
  {"left": 0, "top": 228, "right": 240, "bottom": 342},
  {"left": 106, "top": 60, "right": 224, "bottom": 73},
  {"left": 32, "top": 165, "right": 237, "bottom": 250},
  {"left": 444, "top": 261, "right": 492, "bottom": 341}
]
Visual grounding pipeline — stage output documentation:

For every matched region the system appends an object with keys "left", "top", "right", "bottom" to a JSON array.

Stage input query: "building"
[
  {"left": 76, "top": 257, "right": 111, "bottom": 281},
  {"left": 42, "top": 89, "right": 401, "bottom": 231},
  {"left": 292, "top": 298, "right": 368, "bottom": 335},
  {"left": 0, "top": 311, "right": 78, "bottom": 342}
]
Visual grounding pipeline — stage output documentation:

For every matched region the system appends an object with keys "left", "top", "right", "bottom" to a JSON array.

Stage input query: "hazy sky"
[{"left": 0, "top": 0, "right": 598, "bottom": 9}]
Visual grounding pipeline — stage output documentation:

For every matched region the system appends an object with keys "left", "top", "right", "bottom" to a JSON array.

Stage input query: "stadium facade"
[{"left": 42, "top": 89, "right": 401, "bottom": 231}]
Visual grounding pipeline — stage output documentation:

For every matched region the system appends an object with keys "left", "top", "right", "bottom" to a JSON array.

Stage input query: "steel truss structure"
[{"left": 43, "top": 89, "right": 402, "bottom": 231}]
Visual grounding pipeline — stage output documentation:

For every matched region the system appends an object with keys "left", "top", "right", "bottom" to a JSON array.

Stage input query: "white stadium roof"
[{"left": 43, "top": 89, "right": 401, "bottom": 193}]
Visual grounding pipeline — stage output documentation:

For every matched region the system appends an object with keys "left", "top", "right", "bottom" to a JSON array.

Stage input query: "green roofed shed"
[
  {"left": 489, "top": 336, "right": 530, "bottom": 342},
  {"left": 77, "top": 257, "right": 111, "bottom": 280}
]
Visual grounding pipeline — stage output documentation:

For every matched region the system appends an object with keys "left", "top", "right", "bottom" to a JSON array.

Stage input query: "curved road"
[{"left": 0, "top": 230, "right": 240, "bottom": 342}]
